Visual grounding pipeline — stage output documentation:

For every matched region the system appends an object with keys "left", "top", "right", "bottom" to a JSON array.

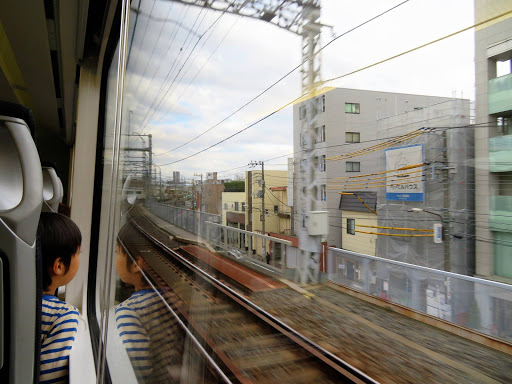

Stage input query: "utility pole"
[
  {"left": 148, "top": 134, "right": 152, "bottom": 197},
  {"left": 249, "top": 161, "right": 266, "bottom": 258},
  {"left": 442, "top": 129, "right": 450, "bottom": 272},
  {"left": 194, "top": 173, "right": 203, "bottom": 211}
]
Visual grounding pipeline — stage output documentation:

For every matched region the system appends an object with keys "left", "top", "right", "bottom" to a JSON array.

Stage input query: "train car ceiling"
[{"left": 0, "top": 0, "right": 112, "bottom": 204}]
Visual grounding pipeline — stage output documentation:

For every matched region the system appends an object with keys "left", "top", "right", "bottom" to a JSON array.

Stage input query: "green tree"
[{"left": 224, "top": 180, "right": 245, "bottom": 192}]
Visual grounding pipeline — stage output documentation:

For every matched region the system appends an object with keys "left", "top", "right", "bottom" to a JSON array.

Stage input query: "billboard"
[{"left": 385, "top": 144, "right": 424, "bottom": 202}]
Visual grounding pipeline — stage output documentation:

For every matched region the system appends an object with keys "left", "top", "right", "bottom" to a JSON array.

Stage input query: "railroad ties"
[{"left": 121, "top": 211, "right": 374, "bottom": 384}]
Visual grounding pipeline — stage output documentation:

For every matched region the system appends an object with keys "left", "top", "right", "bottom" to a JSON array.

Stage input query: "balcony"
[
  {"left": 489, "top": 196, "right": 512, "bottom": 233},
  {"left": 489, "top": 73, "right": 512, "bottom": 115},
  {"left": 489, "top": 134, "right": 512, "bottom": 172}
]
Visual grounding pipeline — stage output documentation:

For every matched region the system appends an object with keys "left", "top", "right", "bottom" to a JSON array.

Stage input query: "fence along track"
[{"left": 124, "top": 216, "right": 378, "bottom": 384}]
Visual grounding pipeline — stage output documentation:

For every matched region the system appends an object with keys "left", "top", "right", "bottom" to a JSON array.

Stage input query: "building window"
[
  {"left": 234, "top": 202, "right": 239, "bottom": 211},
  {"left": 224, "top": 203, "right": 228, "bottom": 210},
  {"left": 317, "top": 125, "right": 325, "bottom": 143},
  {"left": 346, "top": 161, "right": 360, "bottom": 172},
  {"left": 241, "top": 202, "right": 246, "bottom": 212},
  {"left": 322, "top": 95, "right": 325, "bottom": 112},
  {"left": 498, "top": 117, "right": 512, "bottom": 135},
  {"left": 345, "top": 132, "right": 360, "bottom": 143},
  {"left": 274, "top": 205, "right": 278, "bottom": 213},
  {"left": 347, "top": 218, "right": 355, "bottom": 235},
  {"left": 320, "top": 155, "right": 326, "bottom": 171},
  {"left": 345, "top": 102, "right": 360, "bottom": 114},
  {"left": 299, "top": 105, "right": 306, "bottom": 120},
  {"left": 321, "top": 184, "right": 326, "bottom": 201}
]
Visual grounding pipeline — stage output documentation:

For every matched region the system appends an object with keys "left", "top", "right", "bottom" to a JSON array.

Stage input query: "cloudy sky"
[{"left": 122, "top": 0, "right": 475, "bottom": 181}]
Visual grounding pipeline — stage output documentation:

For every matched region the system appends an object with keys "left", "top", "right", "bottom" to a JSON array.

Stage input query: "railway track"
[{"left": 120, "top": 214, "right": 378, "bottom": 384}]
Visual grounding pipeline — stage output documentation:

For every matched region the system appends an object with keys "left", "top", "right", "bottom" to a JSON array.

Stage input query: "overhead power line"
[
  {"left": 322, "top": 7, "right": 512, "bottom": 85},
  {"left": 155, "top": 7, "right": 510, "bottom": 166},
  {"left": 153, "top": 0, "right": 412, "bottom": 156}
]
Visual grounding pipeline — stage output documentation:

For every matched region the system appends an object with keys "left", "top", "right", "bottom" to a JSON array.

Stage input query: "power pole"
[
  {"left": 249, "top": 161, "right": 266, "bottom": 258},
  {"left": 194, "top": 173, "right": 203, "bottom": 211},
  {"left": 296, "top": 2, "right": 325, "bottom": 285},
  {"left": 148, "top": 134, "right": 153, "bottom": 197}
]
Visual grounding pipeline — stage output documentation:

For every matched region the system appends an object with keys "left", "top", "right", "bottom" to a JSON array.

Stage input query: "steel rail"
[{"left": 131, "top": 218, "right": 379, "bottom": 384}]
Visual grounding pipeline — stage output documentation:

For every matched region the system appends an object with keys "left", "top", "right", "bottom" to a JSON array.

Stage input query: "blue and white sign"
[
  {"left": 385, "top": 144, "right": 424, "bottom": 202},
  {"left": 433, "top": 223, "right": 443, "bottom": 243}
]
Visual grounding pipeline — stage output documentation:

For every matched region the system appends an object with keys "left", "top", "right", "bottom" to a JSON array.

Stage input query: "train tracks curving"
[{"left": 122, "top": 214, "right": 378, "bottom": 384}]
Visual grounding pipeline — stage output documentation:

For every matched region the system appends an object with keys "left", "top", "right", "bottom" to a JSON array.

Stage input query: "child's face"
[
  {"left": 62, "top": 247, "right": 80, "bottom": 286},
  {"left": 115, "top": 245, "right": 136, "bottom": 285}
]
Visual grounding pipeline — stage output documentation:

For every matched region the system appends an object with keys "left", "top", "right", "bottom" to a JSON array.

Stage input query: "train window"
[{"left": 87, "top": 1, "right": 512, "bottom": 383}]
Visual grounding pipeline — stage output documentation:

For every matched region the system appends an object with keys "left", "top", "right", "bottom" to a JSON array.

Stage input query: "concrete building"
[
  {"left": 221, "top": 191, "right": 246, "bottom": 248},
  {"left": 375, "top": 100, "right": 474, "bottom": 274},
  {"left": 246, "top": 170, "right": 292, "bottom": 256},
  {"left": 293, "top": 88, "right": 457, "bottom": 248},
  {"left": 200, "top": 172, "right": 225, "bottom": 215},
  {"left": 474, "top": 0, "right": 512, "bottom": 282},
  {"left": 293, "top": 88, "right": 476, "bottom": 275}
]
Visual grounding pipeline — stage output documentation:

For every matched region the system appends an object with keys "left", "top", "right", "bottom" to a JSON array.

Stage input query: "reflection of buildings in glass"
[
  {"left": 474, "top": 0, "right": 512, "bottom": 338},
  {"left": 115, "top": 289, "right": 183, "bottom": 383}
]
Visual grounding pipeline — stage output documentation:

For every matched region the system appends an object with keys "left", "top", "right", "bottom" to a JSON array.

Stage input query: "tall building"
[
  {"left": 474, "top": 0, "right": 512, "bottom": 282},
  {"left": 293, "top": 87, "right": 473, "bottom": 273},
  {"left": 201, "top": 172, "right": 225, "bottom": 214}
]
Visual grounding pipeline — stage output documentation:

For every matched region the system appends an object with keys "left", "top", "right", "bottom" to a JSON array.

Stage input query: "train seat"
[{"left": 0, "top": 102, "right": 43, "bottom": 383}]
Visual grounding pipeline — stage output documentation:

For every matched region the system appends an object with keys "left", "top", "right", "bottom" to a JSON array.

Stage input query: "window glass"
[
  {"left": 347, "top": 218, "right": 355, "bottom": 235},
  {"left": 346, "top": 161, "right": 360, "bottom": 172},
  {"left": 345, "top": 102, "right": 360, "bottom": 114},
  {"left": 346, "top": 132, "right": 360, "bottom": 143},
  {"left": 91, "top": 1, "right": 512, "bottom": 383}
]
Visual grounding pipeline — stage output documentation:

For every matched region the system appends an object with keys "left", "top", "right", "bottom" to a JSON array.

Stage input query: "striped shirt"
[
  {"left": 115, "top": 289, "right": 182, "bottom": 383},
  {"left": 40, "top": 294, "right": 80, "bottom": 384}
]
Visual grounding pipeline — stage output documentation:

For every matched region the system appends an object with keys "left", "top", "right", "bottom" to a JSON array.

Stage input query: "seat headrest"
[{"left": 0, "top": 101, "right": 36, "bottom": 138}]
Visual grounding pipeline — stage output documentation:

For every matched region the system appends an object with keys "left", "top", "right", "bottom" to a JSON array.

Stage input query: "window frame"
[
  {"left": 345, "top": 132, "right": 360, "bottom": 143},
  {"left": 345, "top": 102, "right": 360, "bottom": 114},
  {"left": 347, "top": 218, "right": 355, "bottom": 235},
  {"left": 346, "top": 161, "right": 361, "bottom": 172},
  {"left": 317, "top": 125, "right": 326, "bottom": 143}
]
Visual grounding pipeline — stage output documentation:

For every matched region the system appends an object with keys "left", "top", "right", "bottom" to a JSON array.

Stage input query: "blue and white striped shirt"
[
  {"left": 115, "top": 289, "right": 182, "bottom": 383},
  {"left": 40, "top": 294, "right": 79, "bottom": 384}
]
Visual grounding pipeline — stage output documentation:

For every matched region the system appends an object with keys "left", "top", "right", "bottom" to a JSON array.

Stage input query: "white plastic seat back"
[
  {"left": 42, "top": 167, "right": 64, "bottom": 212},
  {"left": 0, "top": 111, "right": 43, "bottom": 383}
]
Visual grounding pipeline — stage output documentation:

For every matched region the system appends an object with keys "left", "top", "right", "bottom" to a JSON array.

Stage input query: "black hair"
[
  {"left": 116, "top": 223, "right": 138, "bottom": 268},
  {"left": 38, "top": 212, "right": 82, "bottom": 290}
]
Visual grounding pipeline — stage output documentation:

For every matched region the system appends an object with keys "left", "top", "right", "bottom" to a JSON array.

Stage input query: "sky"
[{"left": 121, "top": 0, "right": 475, "bottom": 182}]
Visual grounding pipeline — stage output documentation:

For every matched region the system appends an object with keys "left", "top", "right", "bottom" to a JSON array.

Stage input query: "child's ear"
[
  {"left": 52, "top": 257, "right": 67, "bottom": 276},
  {"left": 129, "top": 256, "right": 144, "bottom": 274}
]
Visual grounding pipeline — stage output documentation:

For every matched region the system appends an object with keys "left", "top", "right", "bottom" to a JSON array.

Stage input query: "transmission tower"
[{"left": 170, "top": 0, "right": 326, "bottom": 284}]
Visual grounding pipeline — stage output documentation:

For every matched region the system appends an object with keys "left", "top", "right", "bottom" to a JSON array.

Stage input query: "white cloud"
[{"left": 120, "top": 0, "right": 475, "bottom": 181}]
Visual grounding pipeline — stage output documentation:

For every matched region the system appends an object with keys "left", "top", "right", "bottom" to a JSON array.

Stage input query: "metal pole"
[
  {"left": 296, "top": 1, "right": 324, "bottom": 285},
  {"left": 442, "top": 129, "right": 450, "bottom": 272},
  {"left": 261, "top": 161, "right": 266, "bottom": 258}
]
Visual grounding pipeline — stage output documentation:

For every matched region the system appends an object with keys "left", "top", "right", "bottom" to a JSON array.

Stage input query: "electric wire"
[
  {"left": 155, "top": 9, "right": 510, "bottom": 166},
  {"left": 140, "top": 6, "right": 209, "bottom": 131},
  {"left": 151, "top": 16, "right": 242, "bottom": 130},
  {"left": 152, "top": 0, "right": 412, "bottom": 156},
  {"left": 140, "top": 2, "right": 236, "bottom": 133}
]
